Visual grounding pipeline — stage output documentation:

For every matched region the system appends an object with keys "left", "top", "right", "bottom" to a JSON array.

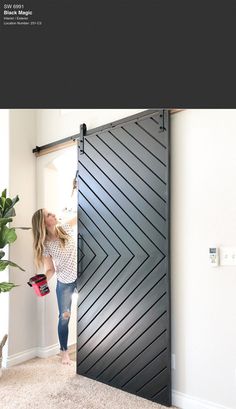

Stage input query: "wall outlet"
[
  {"left": 171, "top": 353, "right": 176, "bottom": 370},
  {"left": 209, "top": 247, "right": 219, "bottom": 267},
  {"left": 220, "top": 247, "right": 236, "bottom": 266}
]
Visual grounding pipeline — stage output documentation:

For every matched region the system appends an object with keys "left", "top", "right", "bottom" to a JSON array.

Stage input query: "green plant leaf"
[
  {"left": 0, "top": 197, "right": 6, "bottom": 207},
  {"left": 1, "top": 189, "right": 6, "bottom": 199},
  {"left": 0, "top": 197, "right": 6, "bottom": 213},
  {"left": 0, "top": 251, "right": 5, "bottom": 259},
  {"left": 0, "top": 217, "right": 13, "bottom": 227},
  {"left": 3, "top": 207, "right": 16, "bottom": 218},
  {"left": 0, "top": 282, "right": 19, "bottom": 293},
  {"left": 11, "top": 195, "right": 19, "bottom": 208},
  {"left": 0, "top": 226, "right": 17, "bottom": 248},
  {"left": 2, "top": 194, "right": 19, "bottom": 218},
  {"left": 5, "top": 198, "right": 12, "bottom": 207},
  {"left": 3, "top": 195, "right": 19, "bottom": 216},
  {"left": 0, "top": 259, "right": 25, "bottom": 271}
]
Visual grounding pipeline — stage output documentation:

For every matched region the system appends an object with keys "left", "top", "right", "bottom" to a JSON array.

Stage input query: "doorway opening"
[{"left": 40, "top": 146, "right": 78, "bottom": 351}]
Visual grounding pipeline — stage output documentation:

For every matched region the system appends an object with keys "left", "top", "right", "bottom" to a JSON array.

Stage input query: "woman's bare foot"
[{"left": 60, "top": 350, "right": 71, "bottom": 365}]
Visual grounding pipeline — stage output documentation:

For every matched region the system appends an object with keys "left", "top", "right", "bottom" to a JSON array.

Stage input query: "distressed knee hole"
[{"left": 62, "top": 311, "right": 70, "bottom": 319}]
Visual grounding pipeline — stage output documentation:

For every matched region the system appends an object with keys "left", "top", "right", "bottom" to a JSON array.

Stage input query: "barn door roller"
[
  {"left": 79, "top": 123, "right": 87, "bottom": 154},
  {"left": 159, "top": 109, "right": 166, "bottom": 132}
]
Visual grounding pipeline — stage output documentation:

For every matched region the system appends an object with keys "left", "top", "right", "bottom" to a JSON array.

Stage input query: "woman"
[{"left": 31, "top": 209, "right": 77, "bottom": 365}]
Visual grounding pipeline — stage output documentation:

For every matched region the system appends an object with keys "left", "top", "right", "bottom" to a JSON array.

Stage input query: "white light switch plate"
[{"left": 220, "top": 247, "right": 236, "bottom": 266}]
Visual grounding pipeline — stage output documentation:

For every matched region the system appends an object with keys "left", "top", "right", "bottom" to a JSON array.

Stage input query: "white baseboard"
[
  {"left": 36, "top": 343, "right": 60, "bottom": 358},
  {"left": 5, "top": 347, "right": 37, "bottom": 368},
  {"left": 172, "top": 390, "right": 233, "bottom": 409},
  {"left": 5, "top": 341, "right": 76, "bottom": 368},
  {"left": 5, "top": 344, "right": 59, "bottom": 367}
]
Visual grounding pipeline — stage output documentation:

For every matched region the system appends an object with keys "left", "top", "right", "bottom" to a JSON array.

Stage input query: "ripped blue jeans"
[{"left": 56, "top": 279, "right": 77, "bottom": 351}]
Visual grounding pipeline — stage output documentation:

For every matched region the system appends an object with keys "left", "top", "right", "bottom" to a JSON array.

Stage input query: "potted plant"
[
  {"left": 0, "top": 189, "right": 27, "bottom": 375},
  {"left": 0, "top": 188, "right": 25, "bottom": 292}
]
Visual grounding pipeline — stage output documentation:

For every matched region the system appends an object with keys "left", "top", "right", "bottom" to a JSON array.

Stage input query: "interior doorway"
[{"left": 36, "top": 145, "right": 78, "bottom": 351}]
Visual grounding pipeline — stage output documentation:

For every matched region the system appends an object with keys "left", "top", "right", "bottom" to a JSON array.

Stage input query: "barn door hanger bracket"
[
  {"left": 159, "top": 109, "right": 166, "bottom": 133},
  {"left": 79, "top": 123, "right": 87, "bottom": 154}
]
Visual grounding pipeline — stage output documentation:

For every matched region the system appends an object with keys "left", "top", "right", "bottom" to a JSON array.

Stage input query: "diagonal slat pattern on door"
[{"left": 77, "top": 110, "right": 171, "bottom": 407}]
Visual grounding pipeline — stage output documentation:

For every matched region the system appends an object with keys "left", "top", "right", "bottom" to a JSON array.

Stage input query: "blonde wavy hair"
[{"left": 32, "top": 209, "right": 69, "bottom": 268}]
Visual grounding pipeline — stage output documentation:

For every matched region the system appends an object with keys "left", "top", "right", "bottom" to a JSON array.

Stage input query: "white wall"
[
  {"left": 7, "top": 110, "right": 37, "bottom": 363},
  {"left": 171, "top": 110, "right": 236, "bottom": 409},
  {"left": 36, "top": 109, "right": 145, "bottom": 145}
]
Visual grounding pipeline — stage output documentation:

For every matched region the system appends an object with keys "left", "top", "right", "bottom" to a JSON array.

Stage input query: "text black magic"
[{"left": 4, "top": 10, "right": 32, "bottom": 16}]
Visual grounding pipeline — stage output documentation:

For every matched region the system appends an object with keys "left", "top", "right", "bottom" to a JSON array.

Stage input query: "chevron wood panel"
[{"left": 77, "top": 110, "right": 171, "bottom": 407}]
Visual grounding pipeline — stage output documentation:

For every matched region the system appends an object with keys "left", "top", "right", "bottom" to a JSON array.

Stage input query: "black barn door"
[{"left": 77, "top": 110, "right": 171, "bottom": 407}]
